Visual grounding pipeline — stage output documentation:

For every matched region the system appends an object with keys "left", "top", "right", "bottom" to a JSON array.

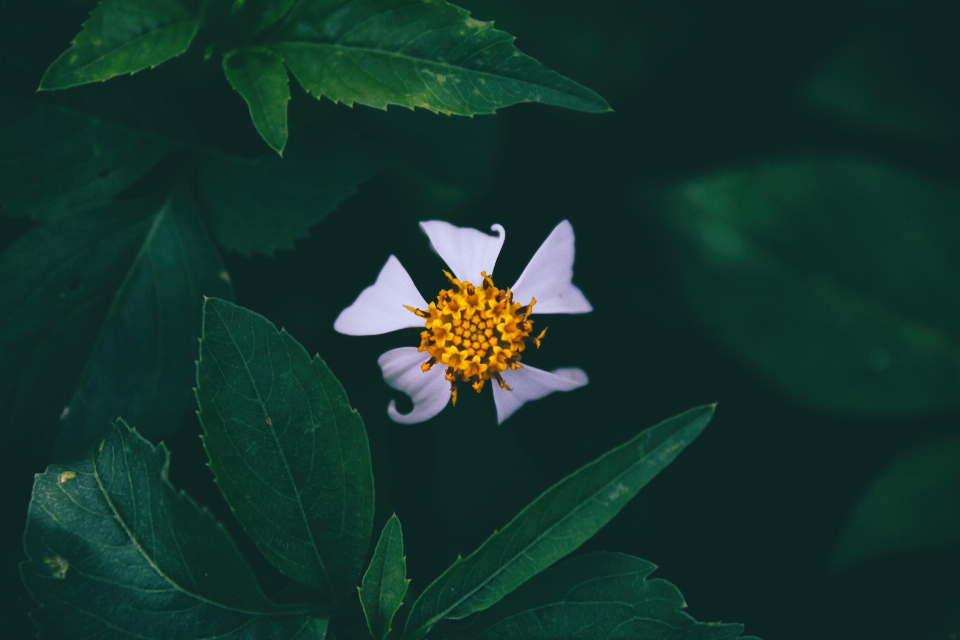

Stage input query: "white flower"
[{"left": 334, "top": 220, "right": 591, "bottom": 424}]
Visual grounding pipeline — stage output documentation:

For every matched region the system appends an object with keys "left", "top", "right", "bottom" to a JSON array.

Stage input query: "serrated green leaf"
[
  {"left": 223, "top": 47, "right": 291, "bottom": 154},
  {"left": 833, "top": 434, "right": 960, "bottom": 569},
  {"left": 270, "top": 0, "right": 609, "bottom": 116},
  {"left": 403, "top": 405, "right": 715, "bottom": 640},
  {"left": 360, "top": 515, "right": 409, "bottom": 640},
  {"left": 39, "top": 0, "right": 200, "bottom": 90},
  {"left": 21, "top": 419, "right": 328, "bottom": 639},
  {"left": 651, "top": 158, "right": 960, "bottom": 415},
  {"left": 454, "top": 552, "right": 755, "bottom": 640},
  {"left": 0, "top": 190, "right": 232, "bottom": 462},
  {"left": 0, "top": 98, "right": 178, "bottom": 220},
  {"left": 195, "top": 124, "right": 390, "bottom": 255},
  {"left": 196, "top": 298, "right": 375, "bottom": 607}
]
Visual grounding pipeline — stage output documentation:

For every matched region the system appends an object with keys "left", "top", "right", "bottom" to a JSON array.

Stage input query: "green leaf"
[
  {"left": 833, "top": 434, "right": 960, "bottom": 569},
  {"left": 360, "top": 515, "right": 410, "bottom": 640},
  {"left": 270, "top": 0, "right": 610, "bottom": 115},
  {"left": 195, "top": 124, "right": 390, "bottom": 255},
  {"left": 196, "top": 298, "right": 375, "bottom": 606},
  {"left": 0, "top": 190, "right": 232, "bottom": 462},
  {"left": 0, "top": 98, "right": 178, "bottom": 220},
  {"left": 21, "top": 419, "right": 328, "bottom": 639},
  {"left": 39, "top": 0, "right": 200, "bottom": 90},
  {"left": 223, "top": 47, "right": 291, "bottom": 154},
  {"left": 403, "top": 405, "right": 715, "bottom": 640},
  {"left": 650, "top": 158, "right": 960, "bottom": 415},
  {"left": 455, "top": 552, "right": 755, "bottom": 640},
  {"left": 251, "top": 0, "right": 299, "bottom": 32}
]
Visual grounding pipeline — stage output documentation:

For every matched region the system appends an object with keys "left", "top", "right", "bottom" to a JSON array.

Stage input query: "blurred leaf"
[
  {"left": 39, "top": 0, "right": 200, "bottom": 90},
  {"left": 0, "top": 190, "right": 232, "bottom": 462},
  {"left": 250, "top": 0, "right": 299, "bottom": 32},
  {"left": 21, "top": 419, "right": 328, "bottom": 639},
  {"left": 223, "top": 47, "right": 290, "bottom": 154},
  {"left": 834, "top": 434, "right": 960, "bottom": 569},
  {"left": 195, "top": 124, "right": 390, "bottom": 255},
  {"left": 197, "top": 298, "right": 375, "bottom": 607},
  {"left": 454, "top": 552, "right": 756, "bottom": 640},
  {"left": 403, "top": 405, "right": 715, "bottom": 640},
  {"left": 0, "top": 98, "right": 178, "bottom": 220},
  {"left": 804, "top": 35, "right": 958, "bottom": 141},
  {"left": 360, "top": 515, "right": 409, "bottom": 640},
  {"left": 652, "top": 158, "right": 960, "bottom": 415},
  {"left": 270, "top": 0, "right": 609, "bottom": 116}
]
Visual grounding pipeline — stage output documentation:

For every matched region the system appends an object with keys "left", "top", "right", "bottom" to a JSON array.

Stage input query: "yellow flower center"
[{"left": 405, "top": 271, "right": 547, "bottom": 405}]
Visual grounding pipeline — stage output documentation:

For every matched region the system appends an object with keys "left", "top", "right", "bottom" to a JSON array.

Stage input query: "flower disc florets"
[{"left": 406, "top": 270, "right": 547, "bottom": 405}]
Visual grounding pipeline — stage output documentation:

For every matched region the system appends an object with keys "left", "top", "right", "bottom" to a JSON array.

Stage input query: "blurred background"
[{"left": 2, "top": 1, "right": 959, "bottom": 638}]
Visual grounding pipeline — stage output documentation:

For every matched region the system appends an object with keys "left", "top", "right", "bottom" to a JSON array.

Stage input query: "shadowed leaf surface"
[
  {"left": 403, "top": 406, "right": 715, "bottom": 640},
  {"left": 21, "top": 419, "right": 328, "bottom": 639},
  {"left": 360, "top": 515, "right": 409, "bottom": 640},
  {"left": 270, "top": 0, "right": 609, "bottom": 116},
  {"left": 196, "top": 298, "right": 374, "bottom": 606},
  {"left": 455, "top": 552, "right": 757, "bottom": 640},
  {"left": 652, "top": 158, "right": 960, "bottom": 415}
]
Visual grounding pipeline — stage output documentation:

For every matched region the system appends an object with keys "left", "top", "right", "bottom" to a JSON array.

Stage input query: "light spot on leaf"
[
  {"left": 44, "top": 556, "right": 69, "bottom": 579},
  {"left": 60, "top": 406, "right": 70, "bottom": 420},
  {"left": 265, "top": 416, "right": 272, "bottom": 426},
  {"left": 219, "top": 271, "right": 231, "bottom": 283},
  {"left": 58, "top": 471, "right": 77, "bottom": 484},
  {"left": 607, "top": 482, "right": 629, "bottom": 501}
]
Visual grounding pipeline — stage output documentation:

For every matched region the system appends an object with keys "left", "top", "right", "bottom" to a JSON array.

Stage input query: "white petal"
[
  {"left": 492, "top": 365, "right": 589, "bottom": 424},
  {"left": 511, "top": 220, "right": 592, "bottom": 314},
  {"left": 419, "top": 220, "right": 506, "bottom": 283},
  {"left": 334, "top": 255, "right": 428, "bottom": 336},
  {"left": 378, "top": 347, "right": 450, "bottom": 424}
]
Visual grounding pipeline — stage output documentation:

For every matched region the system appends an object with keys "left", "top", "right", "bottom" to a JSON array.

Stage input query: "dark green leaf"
[
  {"left": 21, "top": 419, "right": 328, "bottom": 639},
  {"left": 456, "top": 552, "right": 754, "bottom": 640},
  {"left": 0, "top": 190, "right": 232, "bottom": 462},
  {"left": 39, "top": 0, "right": 200, "bottom": 90},
  {"left": 252, "top": 0, "right": 299, "bottom": 32},
  {"left": 195, "top": 124, "right": 390, "bottom": 255},
  {"left": 651, "top": 158, "right": 960, "bottom": 415},
  {"left": 833, "top": 434, "right": 960, "bottom": 569},
  {"left": 270, "top": 0, "right": 610, "bottom": 115},
  {"left": 360, "top": 515, "right": 409, "bottom": 640},
  {"left": 196, "top": 298, "right": 375, "bottom": 606},
  {"left": 0, "top": 98, "right": 178, "bottom": 220},
  {"left": 223, "top": 47, "right": 291, "bottom": 154},
  {"left": 403, "top": 405, "right": 715, "bottom": 640}
]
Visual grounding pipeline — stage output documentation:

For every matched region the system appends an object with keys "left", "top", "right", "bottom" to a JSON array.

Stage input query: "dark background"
[{"left": 2, "top": 1, "right": 959, "bottom": 638}]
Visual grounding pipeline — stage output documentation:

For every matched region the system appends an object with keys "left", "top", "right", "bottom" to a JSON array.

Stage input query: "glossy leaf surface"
[
  {"left": 197, "top": 298, "right": 374, "bottom": 606},
  {"left": 0, "top": 99, "right": 177, "bottom": 220},
  {"left": 833, "top": 434, "right": 960, "bottom": 569},
  {"left": 40, "top": 0, "right": 200, "bottom": 90},
  {"left": 652, "top": 158, "right": 960, "bottom": 415},
  {"left": 271, "top": 0, "right": 609, "bottom": 115},
  {"left": 457, "top": 552, "right": 756, "bottom": 640},
  {"left": 403, "top": 405, "right": 715, "bottom": 639},
  {"left": 21, "top": 420, "right": 328, "bottom": 639},
  {"left": 223, "top": 47, "right": 291, "bottom": 154},
  {"left": 360, "top": 515, "right": 409, "bottom": 640}
]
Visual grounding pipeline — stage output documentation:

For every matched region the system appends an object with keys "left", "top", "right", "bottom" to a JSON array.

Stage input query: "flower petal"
[
  {"left": 492, "top": 365, "right": 589, "bottom": 424},
  {"left": 419, "top": 220, "right": 506, "bottom": 283},
  {"left": 511, "top": 220, "right": 592, "bottom": 314},
  {"left": 334, "top": 255, "right": 428, "bottom": 336},
  {"left": 378, "top": 347, "right": 450, "bottom": 424}
]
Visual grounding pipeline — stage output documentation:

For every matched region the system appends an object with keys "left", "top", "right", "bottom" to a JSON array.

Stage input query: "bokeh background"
[{"left": 2, "top": 1, "right": 959, "bottom": 639}]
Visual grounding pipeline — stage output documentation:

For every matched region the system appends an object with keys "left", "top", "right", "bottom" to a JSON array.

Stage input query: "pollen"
[{"left": 406, "top": 271, "right": 545, "bottom": 403}]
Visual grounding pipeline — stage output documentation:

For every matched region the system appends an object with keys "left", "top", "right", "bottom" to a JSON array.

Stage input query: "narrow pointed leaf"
[
  {"left": 223, "top": 47, "right": 290, "bottom": 154},
  {"left": 196, "top": 298, "right": 375, "bottom": 606},
  {"left": 833, "top": 434, "right": 960, "bottom": 569},
  {"left": 0, "top": 98, "right": 177, "bottom": 219},
  {"left": 0, "top": 191, "right": 232, "bottom": 462},
  {"left": 650, "top": 158, "right": 960, "bottom": 415},
  {"left": 21, "top": 419, "right": 328, "bottom": 639},
  {"left": 403, "top": 405, "right": 715, "bottom": 640},
  {"left": 360, "top": 515, "right": 409, "bottom": 640},
  {"left": 271, "top": 0, "right": 609, "bottom": 115},
  {"left": 456, "top": 552, "right": 756, "bottom": 640},
  {"left": 195, "top": 124, "right": 390, "bottom": 255},
  {"left": 39, "top": 0, "right": 200, "bottom": 90}
]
